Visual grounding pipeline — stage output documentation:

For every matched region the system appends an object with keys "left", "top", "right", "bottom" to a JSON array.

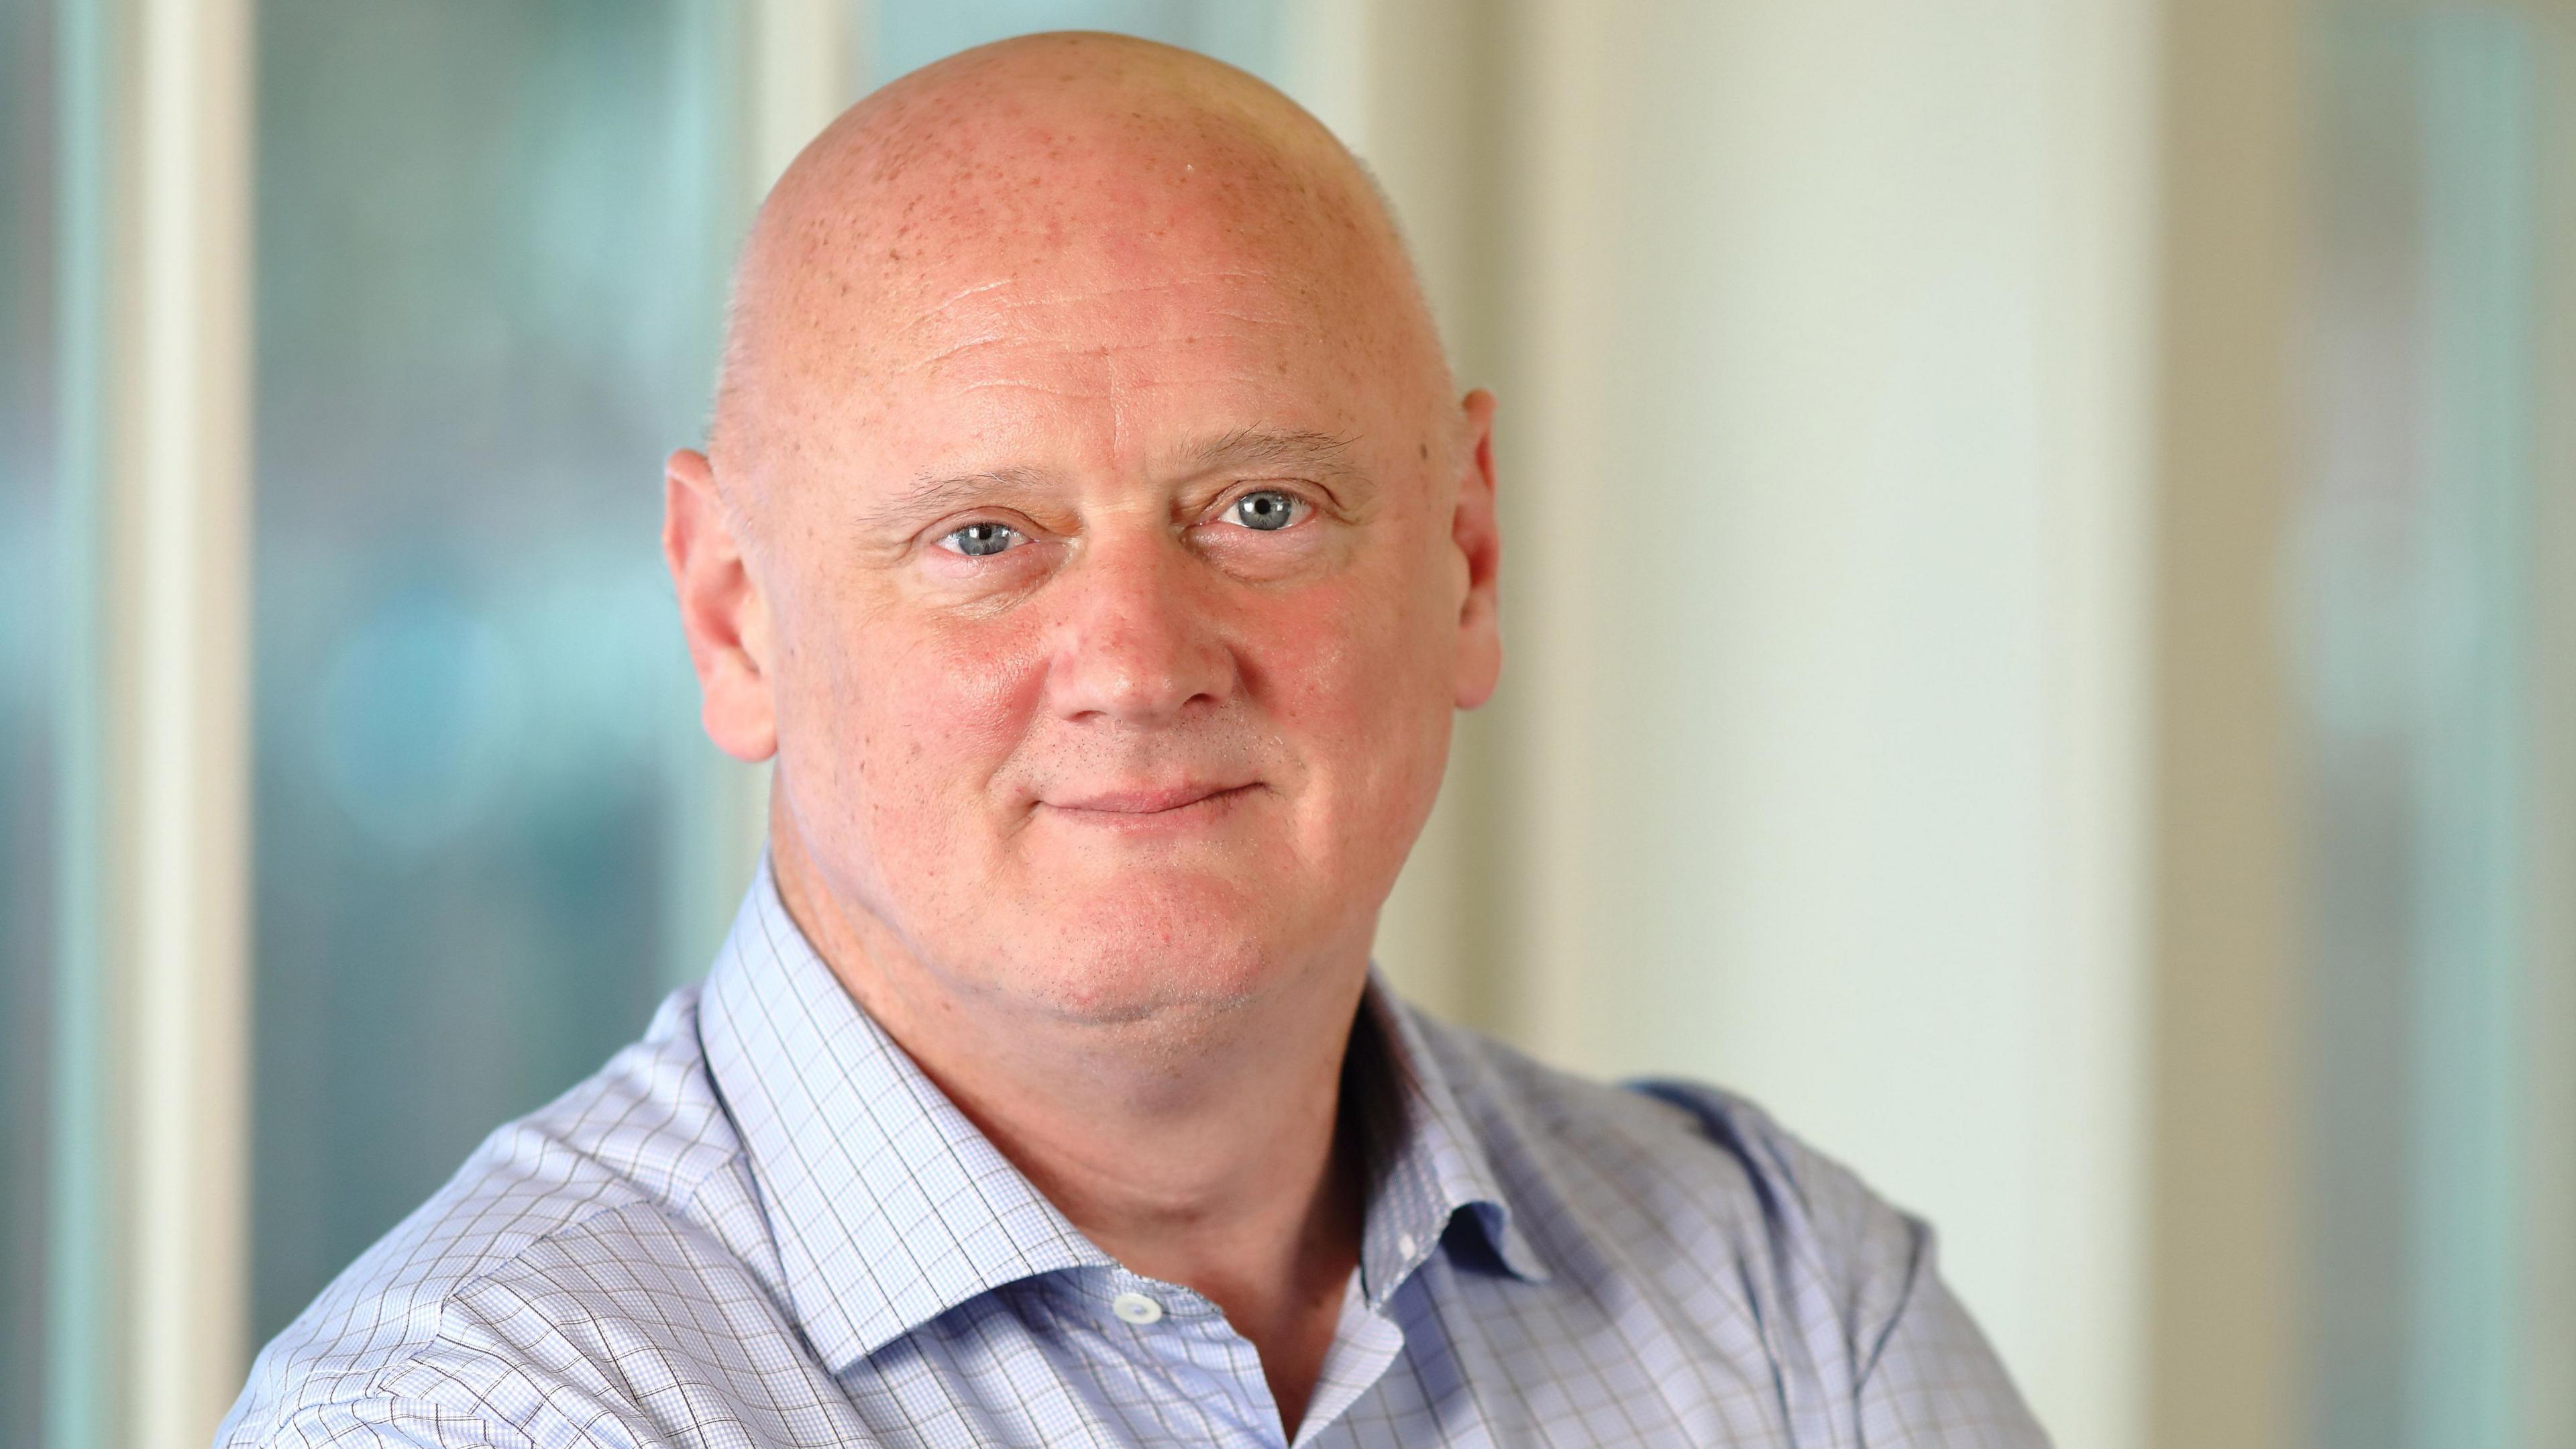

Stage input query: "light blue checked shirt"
[{"left": 221, "top": 861, "right": 2047, "bottom": 1447}]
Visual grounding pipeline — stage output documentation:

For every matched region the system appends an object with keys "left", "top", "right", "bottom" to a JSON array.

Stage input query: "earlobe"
[{"left": 663, "top": 449, "right": 780, "bottom": 762}]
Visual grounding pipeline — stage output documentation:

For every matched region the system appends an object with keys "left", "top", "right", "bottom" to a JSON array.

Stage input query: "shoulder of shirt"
[
  {"left": 217, "top": 985, "right": 760, "bottom": 1446},
  {"left": 1396, "top": 1000, "right": 1935, "bottom": 1332}
]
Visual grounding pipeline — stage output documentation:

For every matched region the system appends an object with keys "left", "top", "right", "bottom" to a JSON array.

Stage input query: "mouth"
[{"left": 1039, "top": 781, "right": 1262, "bottom": 819}]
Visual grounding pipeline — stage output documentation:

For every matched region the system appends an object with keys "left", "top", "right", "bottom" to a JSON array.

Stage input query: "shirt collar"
[
  {"left": 1347, "top": 975, "right": 1552, "bottom": 1304},
  {"left": 699, "top": 859, "right": 1546, "bottom": 1371},
  {"left": 699, "top": 863, "right": 1108, "bottom": 1371}
]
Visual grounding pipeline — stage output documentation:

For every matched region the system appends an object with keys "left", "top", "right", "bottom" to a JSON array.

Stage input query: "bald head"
[{"left": 708, "top": 32, "right": 1450, "bottom": 502}]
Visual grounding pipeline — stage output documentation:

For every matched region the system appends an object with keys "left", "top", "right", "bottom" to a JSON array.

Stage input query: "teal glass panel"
[
  {"left": 1, "top": 1, "right": 61, "bottom": 1440},
  {"left": 2300, "top": 8, "right": 2547, "bottom": 1447},
  {"left": 248, "top": 2, "right": 735, "bottom": 1342},
  {"left": 871, "top": 0, "right": 1285, "bottom": 87}
]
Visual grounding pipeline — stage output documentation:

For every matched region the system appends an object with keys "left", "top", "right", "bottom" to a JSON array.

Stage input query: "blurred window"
[
  {"left": 2, "top": 3, "right": 60, "bottom": 1440},
  {"left": 2300, "top": 7, "right": 2569, "bottom": 1445},
  {"left": 241, "top": 0, "right": 1294, "bottom": 1363},
  {"left": 871, "top": 0, "right": 1282, "bottom": 80},
  {"left": 246, "top": 1, "right": 735, "bottom": 1342}
]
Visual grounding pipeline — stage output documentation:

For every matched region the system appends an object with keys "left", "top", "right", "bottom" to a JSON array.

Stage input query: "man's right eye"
[{"left": 938, "top": 521, "right": 1024, "bottom": 557}]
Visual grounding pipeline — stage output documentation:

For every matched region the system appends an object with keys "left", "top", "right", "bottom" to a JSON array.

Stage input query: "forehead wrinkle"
[
  {"left": 886, "top": 272, "right": 1309, "bottom": 360},
  {"left": 918, "top": 271, "right": 1280, "bottom": 315},
  {"left": 914, "top": 330, "right": 1291, "bottom": 380},
  {"left": 900, "top": 331, "right": 1016, "bottom": 376}
]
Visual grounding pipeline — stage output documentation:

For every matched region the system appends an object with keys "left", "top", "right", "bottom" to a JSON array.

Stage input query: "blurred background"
[{"left": 3, "top": 0, "right": 2571, "bottom": 1445}]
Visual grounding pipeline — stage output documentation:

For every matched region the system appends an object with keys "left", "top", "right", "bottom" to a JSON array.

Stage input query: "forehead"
[
  {"left": 883, "top": 263, "right": 1364, "bottom": 411},
  {"left": 724, "top": 74, "right": 1436, "bottom": 493},
  {"left": 812, "top": 214, "right": 1403, "bottom": 480}
]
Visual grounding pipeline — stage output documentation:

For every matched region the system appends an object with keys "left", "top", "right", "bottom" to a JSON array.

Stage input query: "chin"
[{"left": 999, "top": 870, "right": 1311, "bottom": 1027}]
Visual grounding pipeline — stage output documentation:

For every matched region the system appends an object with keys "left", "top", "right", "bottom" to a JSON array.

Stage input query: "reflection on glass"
[
  {"left": 1, "top": 0, "right": 59, "bottom": 1440},
  {"left": 248, "top": 1, "right": 732, "bottom": 1340}
]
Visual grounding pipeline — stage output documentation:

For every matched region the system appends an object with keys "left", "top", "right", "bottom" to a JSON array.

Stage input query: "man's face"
[{"left": 734, "top": 197, "right": 1496, "bottom": 1026}]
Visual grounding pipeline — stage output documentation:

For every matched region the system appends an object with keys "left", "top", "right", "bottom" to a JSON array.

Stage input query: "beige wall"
[
  {"left": 2523, "top": 10, "right": 2576, "bottom": 1441},
  {"left": 2145, "top": 1, "right": 2308, "bottom": 1445}
]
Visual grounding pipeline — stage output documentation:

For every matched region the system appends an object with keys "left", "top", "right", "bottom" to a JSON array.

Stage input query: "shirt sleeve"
[
  {"left": 1626, "top": 1077, "right": 2054, "bottom": 1448},
  {"left": 225, "top": 1397, "right": 535, "bottom": 1449},
  {"left": 1850, "top": 1224, "right": 2053, "bottom": 1448}
]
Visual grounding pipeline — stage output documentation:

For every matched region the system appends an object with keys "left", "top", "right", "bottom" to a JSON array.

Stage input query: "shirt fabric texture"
[{"left": 219, "top": 861, "right": 2049, "bottom": 1448}]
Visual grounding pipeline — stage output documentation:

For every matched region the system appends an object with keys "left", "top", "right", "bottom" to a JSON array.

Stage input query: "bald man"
[{"left": 223, "top": 34, "right": 2045, "bottom": 1449}]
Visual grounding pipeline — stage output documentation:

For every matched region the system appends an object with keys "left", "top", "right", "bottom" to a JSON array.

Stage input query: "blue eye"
[
  {"left": 942, "top": 521, "right": 1022, "bottom": 557},
  {"left": 1228, "top": 490, "right": 1299, "bottom": 531}
]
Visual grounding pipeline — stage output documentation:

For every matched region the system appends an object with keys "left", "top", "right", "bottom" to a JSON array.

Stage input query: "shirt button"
[
  {"left": 1110, "top": 1291, "right": 1164, "bottom": 1326},
  {"left": 1397, "top": 1234, "right": 1419, "bottom": 1258}
]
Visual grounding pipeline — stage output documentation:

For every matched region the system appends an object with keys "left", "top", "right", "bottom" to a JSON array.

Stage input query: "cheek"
[
  {"left": 1243, "top": 567, "right": 1451, "bottom": 791},
  {"left": 867, "top": 621, "right": 1049, "bottom": 777},
  {"left": 781, "top": 580, "right": 1051, "bottom": 848}
]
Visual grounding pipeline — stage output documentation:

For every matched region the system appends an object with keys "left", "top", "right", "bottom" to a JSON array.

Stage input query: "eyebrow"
[
  {"left": 851, "top": 466, "right": 1051, "bottom": 538},
  {"left": 855, "top": 427, "right": 1373, "bottom": 538},
  {"left": 1181, "top": 427, "right": 1364, "bottom": 484}
]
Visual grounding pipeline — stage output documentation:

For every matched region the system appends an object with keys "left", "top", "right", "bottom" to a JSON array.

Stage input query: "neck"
[{"left": 767, "top": 815, "right": 1371, "bottom": 1434}]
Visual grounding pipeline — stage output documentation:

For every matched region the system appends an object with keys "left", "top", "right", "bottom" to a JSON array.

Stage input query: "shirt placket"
[
  {"left": 1287, "top": 1269, "right": 1409, "bottom": 1448},
  {"left": 1065, "top": 1266, "right": 1283, "bottom": 1447}
]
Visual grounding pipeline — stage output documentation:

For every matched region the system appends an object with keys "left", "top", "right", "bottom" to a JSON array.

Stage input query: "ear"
[
  {"left": 663, "top": 448, "right": 777, "bottom": 761},
  {"left": 1449, "top": 388, "right": 1503, "bottom": 710}
]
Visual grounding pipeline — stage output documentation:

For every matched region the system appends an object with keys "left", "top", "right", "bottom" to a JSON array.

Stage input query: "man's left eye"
[{"left": 1223, "top": 490, "right": 1303, "bottom": 532}]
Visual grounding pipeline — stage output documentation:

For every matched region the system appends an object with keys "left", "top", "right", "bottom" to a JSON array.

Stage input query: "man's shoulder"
[
  {"left": 1401, "top": 1004, "right": 1935, "bottom": 1324},
  {"left": 1409, "top": 1006, "right": 2047, "bottom": 1444},
  {"left": 219, "top": 986, "right": 775, "bottom": 1446}
]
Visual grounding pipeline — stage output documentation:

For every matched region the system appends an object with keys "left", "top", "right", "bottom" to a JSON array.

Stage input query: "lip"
[{"left": 1041, "top": 781, "right": 1258, "bottom": 815}]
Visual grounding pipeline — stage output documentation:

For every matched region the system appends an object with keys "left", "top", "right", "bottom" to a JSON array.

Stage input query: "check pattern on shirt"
[{"left": 220, "top": 861, "right": 2049, "bottom": 1447}]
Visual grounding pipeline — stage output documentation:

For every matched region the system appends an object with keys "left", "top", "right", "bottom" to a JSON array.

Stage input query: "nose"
[{"left": 1043, "top": 529, "right": 1235, "bottom": 727}]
